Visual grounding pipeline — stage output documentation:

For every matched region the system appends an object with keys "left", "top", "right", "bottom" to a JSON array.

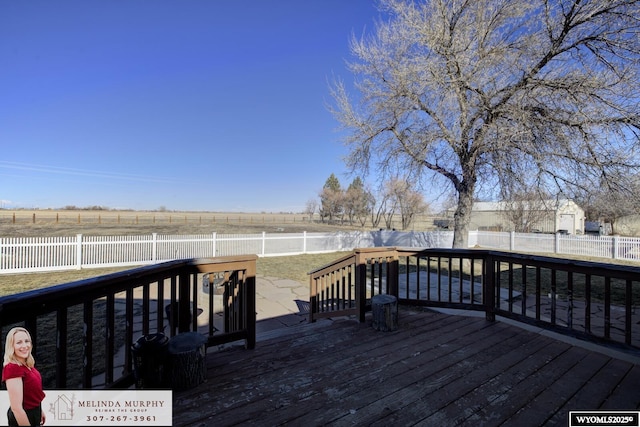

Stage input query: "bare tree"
[
  {"left": 359, "top": 189, "right": 375, "bottom": 227},
  {"left": 500, "top": 196, "right": 554, "bottom": 233},
  {"left": 382, "top": 198, "right": 397, "bottom": 229},
  {"left": 386, "top": 178, "right": 429, "bottom": 230},
  {"left": 304, "top": 199, "right": 318, "bottom": 223},
  {"left": 577, "top": 174, "right": 640, "bottom": 234},
  {"left": 368, "top": 189, "right": 388, "bottom": 229},
  {"left": 330, "top": 0, "right": 640, "bottom": 247}
]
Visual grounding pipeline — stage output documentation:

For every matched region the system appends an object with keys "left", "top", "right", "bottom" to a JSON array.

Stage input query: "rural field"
[
  {"left": 0, "top": 210, "right": 345, "bottom": 237},
  {"left": 0, "top": 209, "right": 367, "bottom": 295},
  {"left": 0, "top": 209, "right": 442, "bottom": 238}
]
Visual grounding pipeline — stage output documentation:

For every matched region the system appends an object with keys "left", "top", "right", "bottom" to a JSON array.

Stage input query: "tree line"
[{"left": 306, "top": 173, "right": 429, "bottom": 230}]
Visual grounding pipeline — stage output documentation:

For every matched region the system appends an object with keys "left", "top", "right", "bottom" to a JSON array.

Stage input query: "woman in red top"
[{"left": 2, "top": 327, "right": 46, "bottom": 426}]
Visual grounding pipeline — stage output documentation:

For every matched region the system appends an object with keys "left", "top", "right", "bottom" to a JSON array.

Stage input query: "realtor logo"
[
  {"left": 1, "top": 389, "right": 171, "bottom": 425},
  {"left": 50, "top": 393, "right": 75, "bottom": 421}
]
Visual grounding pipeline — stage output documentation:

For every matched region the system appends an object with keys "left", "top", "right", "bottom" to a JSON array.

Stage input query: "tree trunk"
[{"left": 452, "top": 185, "right": 474, "bottom": 249}]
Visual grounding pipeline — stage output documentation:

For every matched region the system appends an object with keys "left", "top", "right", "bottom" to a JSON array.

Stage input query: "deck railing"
[
  {"left": 0, "top": 255, "right": 256, "bottom": 389},
  {"left": 309, "top": 248, "right": 640, "bottom": 352}
]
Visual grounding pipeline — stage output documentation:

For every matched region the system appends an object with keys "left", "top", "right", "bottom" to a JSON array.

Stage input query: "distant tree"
[
  {"left": 380, "top": 179, "right": 428, "bottom": 230},
  {"left": 343, "top": 177, "right": 370, "bottom": 226},
  {"left": 359, "top": 189, "right": 375, "bottom": 227},
  {"left": 367, "top": 190, "right": 385, "bottom": 229},
  {"left": 319, "top": 174, "right": 343, "bottom": 223},
  {"left": 577, "top": 174, "right": 640, "bottom": 234},
  {"left": 499, "top": 191, "right": 554, "bottom": 233},
  {"left": 376, "top": 183, "right": 396, "bottom": 229},
  {"left": 386, "top": 179, "right": 429, "bottom": 230},
  {"left": 331, "top": 0, "right": 640, "bottom": 248},
  {"left": 304, "top": 199, "right": 318, "bottom": 222}
]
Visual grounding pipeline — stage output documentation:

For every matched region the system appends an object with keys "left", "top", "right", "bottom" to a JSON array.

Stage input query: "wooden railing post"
[
  {"left": 245, "top": 261, "right": 257, "bottom": 350},
  {"left": 388, "top": 251, "right": 399, "bottom": 299},
  {"left": 309, "top": 274, "right": 317, "bottom": 323},
  {"left": 483, "top": 253, "right": 496, "bottom": 322},
  {"left": 178, "top": 270, "right": 191, "bottom": 333},
  {"left": 355, "top": 250, "right": 367, "bottom": 323}
]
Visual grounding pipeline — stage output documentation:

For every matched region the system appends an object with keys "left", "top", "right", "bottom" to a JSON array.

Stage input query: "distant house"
[{"left": 463, "top": 199, "right": 585, "bottom": 234}]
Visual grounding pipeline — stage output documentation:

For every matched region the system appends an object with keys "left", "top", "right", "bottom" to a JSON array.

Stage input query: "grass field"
[{"left": 0, "top": 209, "right": 443, "bottom": 237}]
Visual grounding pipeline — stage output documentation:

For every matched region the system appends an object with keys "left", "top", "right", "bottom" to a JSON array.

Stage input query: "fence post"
[
  {"left": 76, "top": 234, "right": 83, "bottom": 270},
  {"left": 152, "top": 233, "right": 157, "bottom": 263},
  {"left": 261, "top": 232, "right": 266, "bottom": 256},
  {"left": 613, "top": 235, "right": 620, "bottom": 259},
  {"left": 212, "top": 232, "right": 217, "bottom": 257},
  {"left": 554, "top": 232, "right": 560, "bottom": 254},
  {"left": 303, "top": 231, "right": 307, "bottom": 253},
  {"left": 510, "top": 231, "right": 515, "bottom": 251}
]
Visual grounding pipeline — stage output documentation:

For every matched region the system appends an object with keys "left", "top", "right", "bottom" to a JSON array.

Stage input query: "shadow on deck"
[{"left": 173, "top": 307, "right": 640, "bottom": 426}]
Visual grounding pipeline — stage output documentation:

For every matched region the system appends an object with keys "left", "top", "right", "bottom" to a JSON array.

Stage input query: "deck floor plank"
[
  {"left": 462, "top": 345, "right": 591, "bottom": 425},
  {"left": 502, "top": 351, "right": 611, "bottom": 426},
  {"left": 419, "top": 337, "right": 572, "bottom": 426},
  {"left": 290, "top": 321, "right": 514, "bottom": 426},
  {"left": 599, "top": 363, "right": 640, "bottom": 410},
  {"left": 175, "top": 311, "right": 462, "bottom": 425},
  {"left": 543, "top": 358, "right": 639, "bottom": 426},
  {"left": 369, "top": 333, "right": 555, "bottom": 426},
  {"left": 172, "top": 308, "right": 640, "bottom": 427},
  {"left": 210, "top": 313, "right": 490, "bottom": 426},
  {"left": 335, "top": 324, "right": 528, "bottom": 426}
]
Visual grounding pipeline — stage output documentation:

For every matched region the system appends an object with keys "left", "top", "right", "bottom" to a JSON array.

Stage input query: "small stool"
[
  {"left": 167, "top": 332, "right": 207, "bottom": 391},
  {"left": 371, "top": 294, "right": 398, "bottom": 332}
]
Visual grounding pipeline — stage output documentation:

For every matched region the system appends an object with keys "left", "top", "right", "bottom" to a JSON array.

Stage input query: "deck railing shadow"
[
  {"left": 0, "top": 255, "right": 257, "bottom": 389},
  {"left": 309, "top": 247, "right": 640, "bottom": 353}
]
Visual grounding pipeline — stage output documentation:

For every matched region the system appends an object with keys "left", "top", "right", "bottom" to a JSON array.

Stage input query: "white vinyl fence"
[
  {"left": 0, "top": 230, "right": 454, "bottom": 274},
  {"left": 470, "top": 231, "right": 640, "bottom": 261},
  {"left": 1, "top": 230, "right": 638, "bottom": 274}
]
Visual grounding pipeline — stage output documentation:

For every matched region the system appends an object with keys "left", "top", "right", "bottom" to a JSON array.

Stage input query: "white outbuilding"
[{"left": 467, "top": 199, "right": 585, "bottom": 234}]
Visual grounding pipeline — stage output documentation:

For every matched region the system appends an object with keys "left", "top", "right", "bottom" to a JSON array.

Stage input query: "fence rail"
[{"left": 1, "top": 230, "right": 640, "bottom": 274}]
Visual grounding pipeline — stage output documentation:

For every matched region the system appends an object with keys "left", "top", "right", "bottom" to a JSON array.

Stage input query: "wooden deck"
[{"left": 173, "top": 308, "right": 640, "bottom": 426}]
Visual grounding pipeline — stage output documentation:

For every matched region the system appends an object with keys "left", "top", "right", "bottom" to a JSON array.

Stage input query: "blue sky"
[{"left": 0, "top": 0, "right": 383, "bottom": 212}]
